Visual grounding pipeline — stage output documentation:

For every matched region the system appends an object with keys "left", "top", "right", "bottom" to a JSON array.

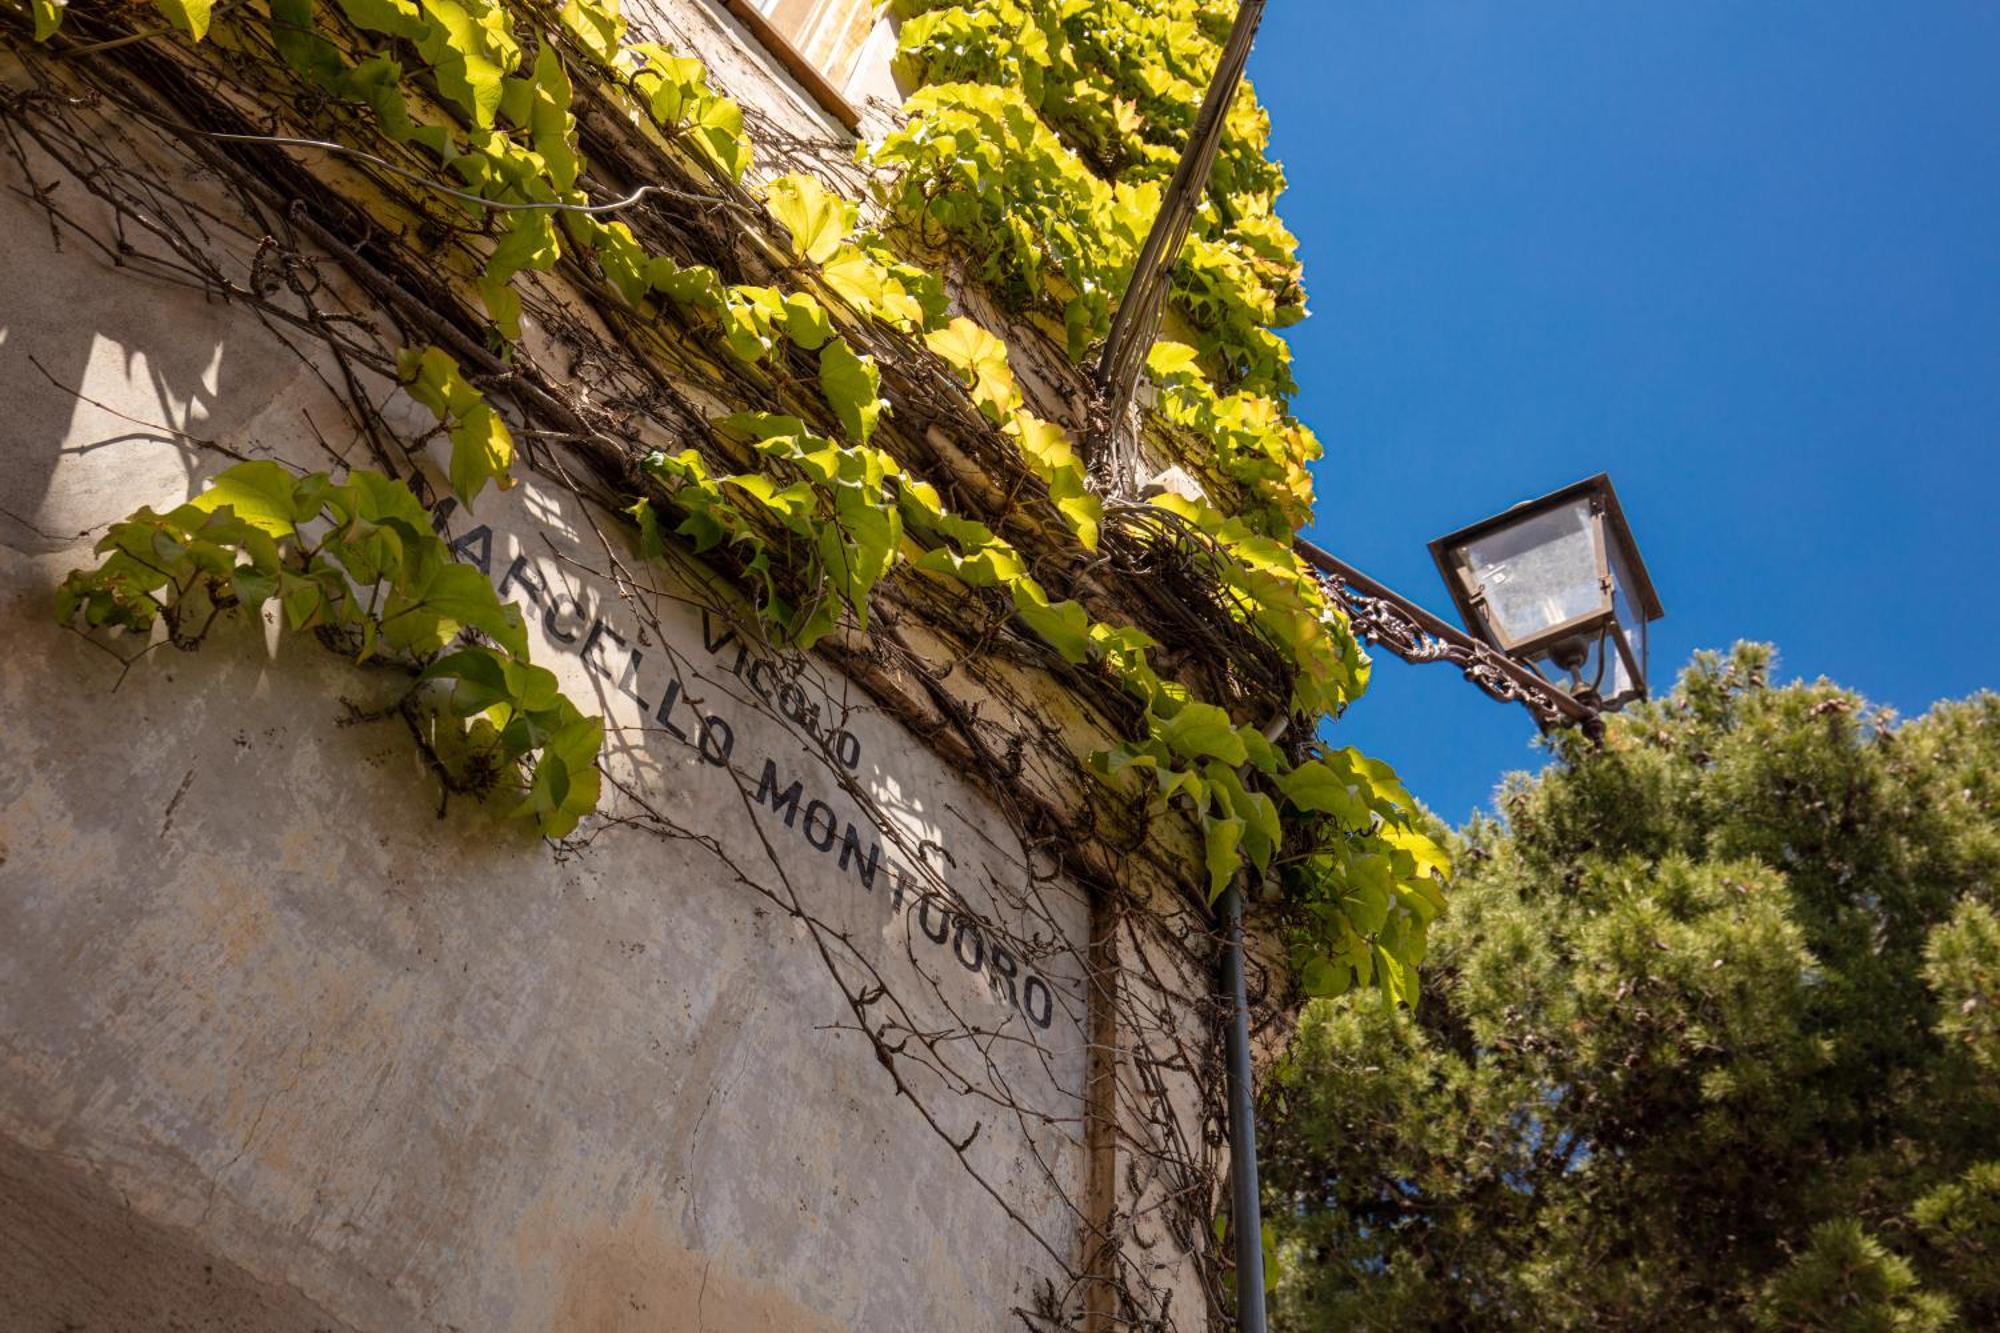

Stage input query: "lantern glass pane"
[
  {"left": 1458, "top": 498, "right": 1604, "bottom": 646},
  {"left": 1607, "top": 539, "right": 1647, "bottom": 686},
  {"left": 1600, "top": 632, "right": 1635, "bottom": 701}
]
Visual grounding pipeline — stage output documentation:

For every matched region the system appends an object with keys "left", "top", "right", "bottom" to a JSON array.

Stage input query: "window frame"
[{"left": 708, "top": 0, "right": 865, "bottom": 135}]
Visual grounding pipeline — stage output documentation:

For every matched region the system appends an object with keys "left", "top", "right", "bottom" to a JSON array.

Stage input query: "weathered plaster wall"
[
  {"left": 0, "top": 2, "right": 1263, "bottom": 1323},
  {"left": 0, "top": 148, "right": 1097, "bottom": 1330}
]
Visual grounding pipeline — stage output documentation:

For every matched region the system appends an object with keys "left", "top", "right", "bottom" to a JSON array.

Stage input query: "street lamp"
[{"left": 1429, "top": 473, "right": 1663, "bottom": 710}]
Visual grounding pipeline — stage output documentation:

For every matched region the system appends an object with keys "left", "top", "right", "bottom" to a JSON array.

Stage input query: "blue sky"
[{"left": 1251, "top": 1, "right": 2000, "bottom": 824}]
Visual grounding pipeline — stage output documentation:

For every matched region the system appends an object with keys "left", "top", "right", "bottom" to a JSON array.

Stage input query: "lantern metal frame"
[{"left": 1427, "top": 473, "right": 1664, "bottom": 709}]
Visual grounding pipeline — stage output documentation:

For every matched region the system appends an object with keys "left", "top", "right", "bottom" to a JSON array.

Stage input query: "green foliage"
[
  {"left": 35, "top": 0, "right": 1441, "bottom": 1008},
  {"left": 1264, "top": 645, "right": 2000, "bottom": 1329},
  {"left": 398, "top": 345, "right": 517, "bottom": 507},
  {"left": 1755, "top": 1221, "right": 1955, "bottom": 1332},
  {"left": 877, "top": 0, "right": 1323, "bottom": 534},
  {"left": 55, "top": 462, "right": 602, "bottom": 837}
]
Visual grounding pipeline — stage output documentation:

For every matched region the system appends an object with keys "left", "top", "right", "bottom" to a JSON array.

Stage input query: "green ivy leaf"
[
  {"left": 1010, "top": 583, "right": 1092, "bottom": 663},
  {"left": 332, "top": 0, "right": 424, "bottom": 39},
  {"left": 1203, "top": 814, "right": 1244, "bottom": 902},
  {"left": 1159, "top": 701, "right": 1248, "bottom": 767},
  {"left": 416, "top": 0, "right": 517, "bottom": 129},
  {"left": 152, "top": 0, "right": 214, "bottom": 40},
  {"left": 190, "top": 461, "right": 301, "bottom": 537},
  {"left": 1299, "top": 956, "right": 1350, "bottom": 999},
  {"left": 1146, "top": 340, "right": 1202, "bottom": 380},
  {"left": 269, "top": 0, "right": 345, "bottom": 81},
  {"left": 421, "top": 646, "right": 513, "bottom": 714},
  {"left": 527, "top": 44, "right": 579, "bottom": 193},
  {"left": 764, "top": 173, "right": 853, "bottom": 264},
  {"left": 925, "top": 317, "right": 1018, "bottom": 419},
  {"left": 1276, "top": 757, "right": 1371, "bottom": 827},
  {"left": 818, "top": 338, "right": 884, "bottom": 445},
  {"left": 31, "top": 0, "right": 64, "bottom": 40},
  {"left": 419, "top": 563, "right": 529, "bottom": 657},
  {"left": 782, "top": 292, "right": 832, "bottom": 351},
  {"left": 690, "top": 94, "right": 749, "bottom": 180},
  {"left": 448, "top": 401, "right": 516, "bottom": 510}
]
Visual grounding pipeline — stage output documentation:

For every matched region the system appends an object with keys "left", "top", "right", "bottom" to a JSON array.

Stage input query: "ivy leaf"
[
  {"left": 480, "top": 210, "right": 560, "bottom": 338},
  {"left": 1339, "top": 854, "right": 1393, "bottom": 934},
  {"left": 277, "top": 570, "right": 327, "bottom": 630},
  {"left": 1159, "top": 701, "right": 1247, "bottom": 767},
  {"left": 421, "top": 646, "right": 513, "bottom": 714},
  {"left": 1299, "top": 956, "right": 1351, "bottom": 999},
  {"left": 1010, "top": 412, "right": 1099, "bottom": 549},
  {"left": 421, "top": 563, "right": 529, "bottom": 657},
  {"left": 269, "top": 0, "right": 345, "bottom": 80},
  {"left": 713, "top": 411, "right": 809, "bottom": 443},
  {"left": 534, "top": 714, "right": 604, "bottom": 836},
  {"left": 1203, "top": 814, "right": 1244, "bottom": 902},
  {"left": 332, "top": 0, "right": 424, "bottom": 39},
  {"left": 647, "top": 255, "right": 723, "bottom": 311},
  {"left": 152, "top": 0, "right": 214, "bottom": 40},
  {"left": 528, "top": 43, "right": 579, "bottom": 193},
  {"left": 1146, "top": 340, "right": 1201, "bottom": 380},
  {"left": 764, "top": 173, "right": 853, "bottom": 264},
  {"left": 782, "top": 292, "right": 832, "bottom": 350},
  {"left": 347, "top": 469, "right": 433, "bottom": 533},
  {"left": 1209, "top": 762, "right": 1281, "bottom": 872},
  {"left": 1276, "top": 757, "right": 1371, "bottom": 827},
  {"left": 1010, "top": 583, "right": 1091, "bottom": 663},
  {"left": 1381, "top": 822, "right": 1451, "bottom": 883},
  {"left": 448, "top": 401, "right": 516, "bottom": 509},
  {"left": 417, "top": 0, "right": 516, "bottom": 129},
  {"left": 398, "top": 345, "right": 458, "bottom": 417},
  {"left": 31, "top": 0, "right": 64, "bottom": 40},
  {"left": 558, "top": 0, "right": 622, "bottom": 66},
  {"left": 628, "top": 497, "right": 665, "bottom": 559},
  {"left": 1241, "top": 725, "right": 1284, "bottom": 775},
  {"left": 190, "top": 461, "right": 301, "bottom": 537},
  {"left": 818, "top": 338, "right": 884, "bottom": 445},
  {"left": 821, "top": 247, "right": 889, "bottom": 317},
  {"left": 690, "top": 94, "right": 749, "bottom": 181},
  {"left": 925, "top": 317, "right": 1018, "bottom": 420}
]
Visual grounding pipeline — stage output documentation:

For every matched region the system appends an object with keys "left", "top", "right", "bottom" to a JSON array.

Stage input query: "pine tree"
[{"left": 1264, "top": 645, "right": 2000, "bottom": 1329}]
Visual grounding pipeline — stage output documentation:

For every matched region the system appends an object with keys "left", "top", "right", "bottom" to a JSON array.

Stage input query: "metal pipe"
[{"left": 1222, "top": 877, "right": 1268, "bottom": 1332}]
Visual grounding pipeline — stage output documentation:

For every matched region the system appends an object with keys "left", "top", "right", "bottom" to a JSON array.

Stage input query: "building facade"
[{"left": 0, "top": 1, "right": 1429, "bottom": 1328}]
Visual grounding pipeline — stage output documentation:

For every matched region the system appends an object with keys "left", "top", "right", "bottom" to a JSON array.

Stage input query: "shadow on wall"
[{"left": 0, "top": 138, "right": 325, "bottom": 559}]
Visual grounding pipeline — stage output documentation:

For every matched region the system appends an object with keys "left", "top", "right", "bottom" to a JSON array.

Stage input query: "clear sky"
[{"left": 1251, "top": 1, "right": 2000, "bottom": 825}]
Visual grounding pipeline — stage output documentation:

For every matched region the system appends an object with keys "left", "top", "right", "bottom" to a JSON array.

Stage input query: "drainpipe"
[
  {"left": 1221, "top": 874, "right": 1268, "bottom": 1332},
  {"left": 1221, "top": 712, "right": 1287, "bottom": 1332}
]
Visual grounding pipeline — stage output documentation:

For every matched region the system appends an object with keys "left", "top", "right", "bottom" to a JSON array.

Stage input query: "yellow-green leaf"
[
  {"left": 1159, "top": 701, "right": 1247, "bottom": 767},
  {"left": 189, "top": 461, "right": 301, "bottom": 537},
  {"left": 152, "top": 0, "right": 213, "bottom": 40},
  {"left": 1203, "top": 814, "right": 1244, "bottom": 902},
  {"left": 764, "top": 173, "right": 853, "bottom": 265},
  {"left": 818, "top": 338, "right": 884, "bottom": 445},
  {"left": 448, "top": 402, "right": 516, "bottom": 509},
  {"left": 925, "top": 317, "right": 1018, "bottom": 420}
]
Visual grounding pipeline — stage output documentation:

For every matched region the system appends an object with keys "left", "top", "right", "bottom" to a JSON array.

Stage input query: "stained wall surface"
[{"left": 0, "top": 124, "right": 1098, "bottom": 1331}]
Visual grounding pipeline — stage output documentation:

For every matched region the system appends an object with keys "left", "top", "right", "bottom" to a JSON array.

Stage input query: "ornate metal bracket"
[{"left": 1294, "top": 538, "right": 1603, "bottom": 736}]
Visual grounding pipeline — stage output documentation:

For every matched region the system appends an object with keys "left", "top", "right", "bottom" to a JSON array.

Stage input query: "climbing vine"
[
  {"left": 24, "top": 0, "right": 1442, "bottom": 1011},
  {"left": 55, "top": 460, "right": 604, "bottom": 835}
]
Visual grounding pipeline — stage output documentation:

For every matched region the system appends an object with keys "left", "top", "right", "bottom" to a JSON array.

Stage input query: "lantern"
[{"left": 1429, "top": 474, "right": 1664, "bottom": 709}]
